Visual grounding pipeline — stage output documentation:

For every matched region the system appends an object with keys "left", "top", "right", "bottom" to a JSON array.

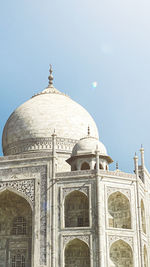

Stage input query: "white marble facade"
[{"left": 0, "top": 68, "right": 149, "bottom": 267}]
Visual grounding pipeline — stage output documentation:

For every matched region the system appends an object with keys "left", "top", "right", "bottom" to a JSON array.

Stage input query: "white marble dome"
[
  {"left": 2, "top": 85, "right": 99, "bottom": 156},
  {"left": 72, "top": 136, "right": 107, "bottom": 157}
]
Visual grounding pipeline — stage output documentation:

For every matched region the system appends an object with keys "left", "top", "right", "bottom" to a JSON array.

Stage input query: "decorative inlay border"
[
  {"left": 56, "top": 170, "right": 95, "bottom": 177},
  {"left": 3, "top": 137, "right": 78, "bottom": 156},
  {"left": 56, "top": 170, "right": 135, "bottom": 179}
]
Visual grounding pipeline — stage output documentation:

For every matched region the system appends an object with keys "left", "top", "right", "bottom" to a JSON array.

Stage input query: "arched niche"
[
  {"left": 65, "top": 190, "right": 89, "bottom": 227},
  {"left": 141, "top": 200, "right": 146, "bottom": 234},
  {"left": 110, "top": 240, "right": 133, "bottom": 267},
  {"left": 81, "top": 162, "right": 90, "bottom": 170},
  {"left": 0, "top": 190, "right": 32, "bottom": 267},
  {"left": 108, "top": 191, "right": 131, "bottom": 229},
  {"left": 65, "top": 238, "right": 90, "bottom": 267}
]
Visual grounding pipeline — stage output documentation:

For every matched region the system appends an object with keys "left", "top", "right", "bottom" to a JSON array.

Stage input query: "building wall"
[{"left": 0, "top": 154, "right": 149, "bottom": 267}]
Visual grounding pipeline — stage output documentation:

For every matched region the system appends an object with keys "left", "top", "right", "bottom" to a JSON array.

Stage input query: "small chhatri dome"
[
  {"left": 72, "top": 136, "right": 107, "bottom": 157},
  {"left": 2, "top": 66, "right": 99, "bottom": 156},
  {"left": 69, "top": 129, "right": 113, "bottom": 165},
  {"left": 67, "top": 132, "right": 113, "bottom": 169}
]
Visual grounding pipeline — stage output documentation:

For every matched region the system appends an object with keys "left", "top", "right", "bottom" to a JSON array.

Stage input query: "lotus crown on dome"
[{"left": 32, "top": 84, "right": 69, "bottom": 98}]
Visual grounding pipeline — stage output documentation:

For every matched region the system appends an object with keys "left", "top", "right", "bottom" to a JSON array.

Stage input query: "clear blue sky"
[{"left": 0, "top": 0, "right": 150, "bottom": 173}]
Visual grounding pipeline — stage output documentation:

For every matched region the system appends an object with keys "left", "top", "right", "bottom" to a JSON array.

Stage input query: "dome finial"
[
  {"left": 48, "top": 64, "right": 54, "bottom": 87},
  {"left": 116, "top": 161, "right": 119, "bottom": 170}
]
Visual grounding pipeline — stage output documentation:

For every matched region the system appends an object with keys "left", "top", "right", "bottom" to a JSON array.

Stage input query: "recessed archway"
[
  {"left": 108, "top": 191, "right": 131, "bottom": 229},
  {"left": 0, "top": 190, "right": 32, "bottom": 267},
  {"left": 65, "top": 238, "right": 90, "bottom": 267},
  {"left": 110, "top": 240, "right": 133, "bottom": 267},
  {"left": 65, "top": 190, "right": 89, "bottom": 227}
]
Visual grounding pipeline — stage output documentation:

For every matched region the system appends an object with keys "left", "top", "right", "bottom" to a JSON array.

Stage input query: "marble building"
[{"left": 0, "top": 66, "right": 149, "bottom": 267}]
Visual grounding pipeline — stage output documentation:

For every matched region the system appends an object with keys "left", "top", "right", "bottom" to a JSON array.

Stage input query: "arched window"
[
  {"left": 108, "top": 191, "right": 131, "bottom": 229},
  {"left": 12, "top": 217, "right": 27, "bottom": 235},
  {"left": 12, "top": 253, "right": 25, "bottom": 267},
  {"left": 144, "top": 245, "right": 148, "bottom": 267},
  {"left": 94, "top": 163, "right": 104, "bottom": 170},
  {"left": 110, "top": 240, "right": 133, "bottom": 267},
  {"left": 65, "top": 238, "right": 90, "bottom": 267},
  {"left": 81, "top": 162, "right": 90, "bottom": 170},
  {"left": 65, "top": 191, "right": 89, "bottom": 227},
  {"left": 141, "top": 200, "right": 146, "bottom": 234}
]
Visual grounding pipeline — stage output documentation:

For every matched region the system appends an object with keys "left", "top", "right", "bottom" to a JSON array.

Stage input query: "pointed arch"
[
  {"left": 65, "top": 238, "right": 90, "bottom": 267},
  {"left": 81, "top": 162, "right": 90, "bottom": 170},
  {"left": 0, "top": 186, "right": 33, "bottom": 210},
  {"left": 110, "top": 239, "right": 133, "bottom": 267},
  {"left": 108, "top": 191, "right": 131, "bottom": 229},
  {"left": 141, "top": 199, "right": 146, "bottom": 234},
  {"left": 64, "top": 190, "right": 89, "bottom": 227},
  {"left": 0, "top": 190, "right": 32, "bottom": 267}
]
